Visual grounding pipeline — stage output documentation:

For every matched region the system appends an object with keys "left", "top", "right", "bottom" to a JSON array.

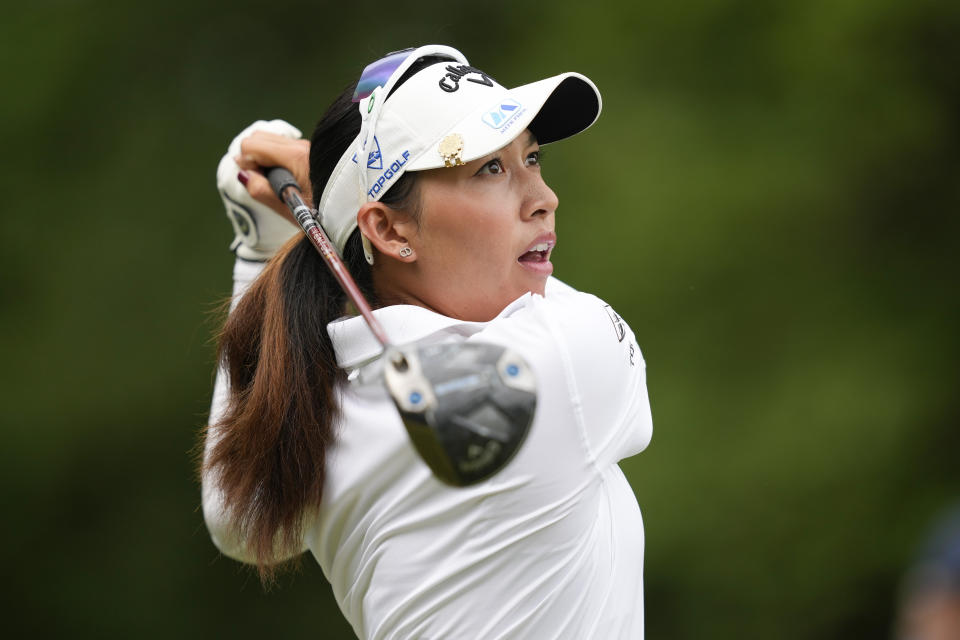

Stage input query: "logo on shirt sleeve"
[
  {"left": 604, "top": 304, "right": 636, "bottom": 366},
  {"left": 604, "top": 305, "right": 625, "bottom": 342}
]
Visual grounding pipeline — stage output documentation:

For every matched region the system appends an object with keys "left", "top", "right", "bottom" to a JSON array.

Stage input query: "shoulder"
[
  {"left": 491, "top": 278, "right": 636, "bottom": 358},
  {"left": 476, "top": 277, "right": 643, "bottom": 394},
  {"left": 477, "top": 278, "right": 651, "bottom": 464}
]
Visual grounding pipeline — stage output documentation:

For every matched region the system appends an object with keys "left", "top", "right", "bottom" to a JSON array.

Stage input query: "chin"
[{"left": 514, "top": 264, "right": 551, "bottom": 297}]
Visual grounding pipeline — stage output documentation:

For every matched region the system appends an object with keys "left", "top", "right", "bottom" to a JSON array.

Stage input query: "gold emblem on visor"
[{"left": 438, "top": 133, "right": 464, "bottom": 167}]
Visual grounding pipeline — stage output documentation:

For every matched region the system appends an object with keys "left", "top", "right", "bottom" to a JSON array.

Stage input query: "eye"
[
  {"left": 475, "top": 158, "right": 505, "bottom": 176},
  {"left": 525, "top": 150, "right": 542, "bottom": 167}
]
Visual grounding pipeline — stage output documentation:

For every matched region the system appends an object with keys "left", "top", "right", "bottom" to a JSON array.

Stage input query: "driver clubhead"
[{"left": 383, "top": 342, "right": 536, "bottom": 486}]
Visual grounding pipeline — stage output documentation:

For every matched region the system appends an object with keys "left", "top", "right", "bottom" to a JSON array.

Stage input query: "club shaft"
[{"left": 275, "top": 180, "right": 393, "bottom": 350}]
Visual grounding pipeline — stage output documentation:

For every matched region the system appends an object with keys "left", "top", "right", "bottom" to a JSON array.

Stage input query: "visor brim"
[{"left": 405, "top": 72, "right": 602, "bottom": 171}]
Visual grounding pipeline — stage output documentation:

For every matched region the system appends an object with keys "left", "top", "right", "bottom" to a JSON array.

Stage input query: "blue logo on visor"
[
  {"left": 482, "top": 99, "right": 524, "bottom": 132},
  {"left": 351, "top": 136, "right": 383, "bottom": 170}
]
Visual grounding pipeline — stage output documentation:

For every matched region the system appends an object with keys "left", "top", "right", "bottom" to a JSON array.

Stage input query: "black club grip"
[{"left": 266, "top": 167, "right": 301, "bottom": 197}]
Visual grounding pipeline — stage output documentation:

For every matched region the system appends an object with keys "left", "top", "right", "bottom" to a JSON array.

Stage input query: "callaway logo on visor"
[{"left": 438, "top": 64, "right": 494, "bottom": 92}]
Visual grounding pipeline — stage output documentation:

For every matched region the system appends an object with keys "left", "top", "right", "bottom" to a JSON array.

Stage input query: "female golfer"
[{"left": 202, "top": 45, "right": 653, "bottom": 639}]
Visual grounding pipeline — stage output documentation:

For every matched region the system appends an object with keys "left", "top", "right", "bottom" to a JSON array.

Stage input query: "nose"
[{"left": 522, "top": 171, "right": 559, "bottom": 220}]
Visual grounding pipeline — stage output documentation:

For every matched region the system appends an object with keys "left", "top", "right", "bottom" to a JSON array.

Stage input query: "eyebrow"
[{"left": 526, "top": 131, "right": 538, "bottom": 146}]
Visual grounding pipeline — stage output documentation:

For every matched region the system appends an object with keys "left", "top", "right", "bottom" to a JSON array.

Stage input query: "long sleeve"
[
  {"left": 539, "top": 281, "right": 652, "bottom": 466},
  {"left": 201, "top": 258, "right": 267, "bottom": 563},
  {"left": 469, "top": 278, "right": 652, "bottom": 470}
]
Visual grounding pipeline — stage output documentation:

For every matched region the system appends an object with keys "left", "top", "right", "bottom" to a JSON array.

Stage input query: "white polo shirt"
[{"left": 205, "top": 260, "right": 653, "bottom": 639}]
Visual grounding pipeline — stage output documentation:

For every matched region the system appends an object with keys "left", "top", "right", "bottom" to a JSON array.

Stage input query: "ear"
[{"left": 357, "top": 202, "right": 418, "bottom": 262}]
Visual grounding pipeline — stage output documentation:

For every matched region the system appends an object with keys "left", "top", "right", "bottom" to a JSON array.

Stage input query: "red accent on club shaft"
[{"left": 279, "top": 186, "right": 393, "bottom": 350}]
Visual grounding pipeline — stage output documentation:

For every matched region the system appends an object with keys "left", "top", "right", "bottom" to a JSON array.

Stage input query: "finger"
[
  {"left": 238, "top": 136, "right": 312, "bottom": 204},
  {"left": 236, "top": 131, "right": 295, "bottom": 164},
  {"left": 245, "top": 130, "right": 294, "bottom": 144},
  {"left": 234, "top": 154, "right": 262, "bottom": 172},
  {"left": 238, "top": 135, "right": 309, "bottom": 171},
  {"left": 240, "top": 170, "right": 296, "bottom": 224}
]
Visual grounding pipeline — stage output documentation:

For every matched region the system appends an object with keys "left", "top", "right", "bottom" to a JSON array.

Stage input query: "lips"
[
  {"left": 517, "top": 245, "right": 548, "bottom": 263},
  {"left": 517, "top": 233, "right": 556, "bottom": 275}
]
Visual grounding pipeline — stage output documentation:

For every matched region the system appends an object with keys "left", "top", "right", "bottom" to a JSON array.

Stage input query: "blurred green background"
[{"left": 2, "top": 0, "right": 957, "bottom": 637}]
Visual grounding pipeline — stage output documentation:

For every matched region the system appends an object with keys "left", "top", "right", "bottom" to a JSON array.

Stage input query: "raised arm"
[{"left": 202, "top": 119, "right": 312, "bottom": 562}]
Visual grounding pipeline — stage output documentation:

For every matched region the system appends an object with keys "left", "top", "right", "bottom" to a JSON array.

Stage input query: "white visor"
[{"left": 319, "top": 48, "right": 602, "bottom": 258}]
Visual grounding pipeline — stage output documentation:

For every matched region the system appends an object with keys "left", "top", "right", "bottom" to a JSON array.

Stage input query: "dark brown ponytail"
[{"left": 202, "top": 54, "right": 445, "bottom": 582}]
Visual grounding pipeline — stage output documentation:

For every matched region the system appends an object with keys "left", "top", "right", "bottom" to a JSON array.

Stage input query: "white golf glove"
[{"left": 216, "top": 119, "right": 301, "bottom": 261}]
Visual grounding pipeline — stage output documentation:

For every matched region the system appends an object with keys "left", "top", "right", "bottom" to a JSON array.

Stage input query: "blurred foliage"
[{"left": 1, "top": 0, "right": 957, "bottom": 638}]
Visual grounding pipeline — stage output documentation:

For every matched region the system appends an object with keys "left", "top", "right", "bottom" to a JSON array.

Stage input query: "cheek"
[{"left": 420, "top": 200, "right": 514, "bottom": 269}]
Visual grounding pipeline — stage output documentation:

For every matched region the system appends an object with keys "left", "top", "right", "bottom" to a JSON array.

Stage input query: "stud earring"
[{"left": 399, "top": 246, "right": 413, "bottom": 258}]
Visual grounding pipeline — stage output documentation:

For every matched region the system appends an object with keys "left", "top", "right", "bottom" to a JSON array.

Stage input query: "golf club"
[{"left": 267, "top": 167, "right": 537, "bottom": 486}]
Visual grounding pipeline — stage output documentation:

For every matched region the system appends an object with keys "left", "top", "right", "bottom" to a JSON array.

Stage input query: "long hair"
[{"left": 203, "top": 55, "right": 440, "bottom": 582}]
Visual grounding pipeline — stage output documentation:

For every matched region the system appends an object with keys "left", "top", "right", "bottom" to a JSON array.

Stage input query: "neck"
[{"left": 371, "top": 262, "right": 433, "bottom": 312}]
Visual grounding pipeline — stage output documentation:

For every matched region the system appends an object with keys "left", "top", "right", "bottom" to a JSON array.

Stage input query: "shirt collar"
[
  {"left": 328, "top": 304, "right": 478, "bottom": 369},
  {"left": 327, "top": 291, "right": 538, "bottom": 370}
]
